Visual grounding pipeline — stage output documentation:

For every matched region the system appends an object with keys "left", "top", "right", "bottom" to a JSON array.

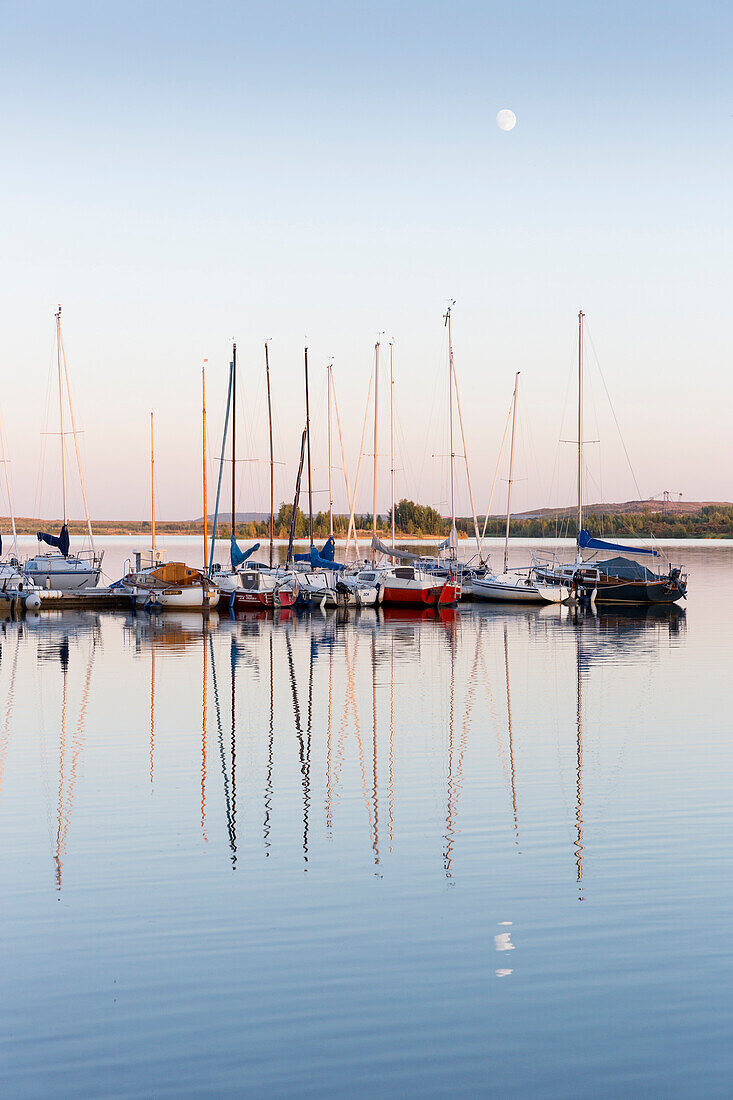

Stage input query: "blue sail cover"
[
  {"left": 37, "top": 524, "right": 70, "bottom": 557},
  {"left": 318, "top": 536, "right": 336, "bottom": 562},
  {"left": 295, "top": 536, "right": 338, "bottom": 565},
  {"left": 578, "top": 529, "right": 658, "bottom": 557},
  {"left": 231, "top": 537, "right": 259, "bottom": 569},
  {"left": 309, "top": 545, "right": 344, "bottom": 571}
]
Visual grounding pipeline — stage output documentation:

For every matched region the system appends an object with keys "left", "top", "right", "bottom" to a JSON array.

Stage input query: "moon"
[{"left": 496, "top": 108, "right": 517, "bottom": 132}]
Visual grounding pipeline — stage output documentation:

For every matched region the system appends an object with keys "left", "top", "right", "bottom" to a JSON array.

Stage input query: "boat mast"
[
  {"left": 389, "top": 339, "right": 395, "bottom": 551},
  {"left": 372, "top": 339, "right": 379, "bottom": 546},
  {"left": 56, "top": 306, "right": 68, "bottom": 528},
  {"left": 335, "top": 370, "right": 366, "bottom": 560},
  {"left": 0, "top": 405, "right": 17, "bottom": 558},
  {"left": 208, "top": 355, "right": 234, "bottom": 576},
  {"left": 577, "top": 310, "right": 584, "bottom": 559},
  {"left": 445, "top": 303, "right": 456, "bottom": 555},
  {"left": 503, "top": 372, "right": 520, "bottom": 574},
  {"left": 450, "top": 344, "right": 483, "bottom": 561},
  {"left": 58, "top": 311, "right": 96, "bottom": 553},
  {"left": 231, "top": 342, "right": 237, "bottom": 544},
  {"left": 286, "top": 427, "right": 307, "bottom": 565},
  {"left": 327, "top": 361, "right": 334, "bottom": 539},
  {"left": 304, "top": 346, "right": 313, "bottom": 548},
  {"left": 202, "top": 361, "right": 208, "bottom": 570},
  {"left": 265, "top": 341, "right": 274, "bottom": 568},
  {"left": 150, "top": 411, "right": 156, "bottom": 554}
]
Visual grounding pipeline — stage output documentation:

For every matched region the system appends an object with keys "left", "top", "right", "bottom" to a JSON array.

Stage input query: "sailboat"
[
  {"left": 210, "top": 343, "right": 294, "bottom": 610},
  {"left": 120, "top": 412, "right": 219, "bottom": 610},
  {"left": 406, "top": 304, "right": 488, "bottom": 590},
  {"left": 360, "top": 331, "right": 461, "bottom": 608},
  {"left": 25, "top": 307, "right": 103, "bottom": 590},
  {"left": 533, "top": 312, "right": 688, "bottom": 605},
  {"left": 471, "top": 373, "right": 568, "bottom": 604}
]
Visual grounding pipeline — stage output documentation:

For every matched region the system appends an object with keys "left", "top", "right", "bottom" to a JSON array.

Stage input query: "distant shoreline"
[{"left": 10, "top": 500, "right": 733, "bottom": 541}]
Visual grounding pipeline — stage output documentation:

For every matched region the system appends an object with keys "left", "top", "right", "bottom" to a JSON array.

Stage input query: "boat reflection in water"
[
  {"left": 24, "top": 614, "right": 102, "bottom": 889},
  {"left": 0, "top": 597, "right": 685, "bottom": 894}
]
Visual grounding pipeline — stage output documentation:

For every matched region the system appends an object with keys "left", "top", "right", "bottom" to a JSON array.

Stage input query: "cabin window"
[
  {"left": 240, "top": 573, "right": 258, "bottom": 591},
  {"left": 394, "top": 567, "right": 414, "bottom": 580},
  {"left": 360, "top": 573, "right": 375, "bottom": 582}
]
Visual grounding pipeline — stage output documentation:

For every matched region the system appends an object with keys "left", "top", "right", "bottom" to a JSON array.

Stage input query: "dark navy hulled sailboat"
[{"left": 532, "top": 312, "right": 687, "bottom": 606}]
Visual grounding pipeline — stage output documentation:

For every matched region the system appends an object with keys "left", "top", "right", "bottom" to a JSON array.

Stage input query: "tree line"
[
  {"left": 225, "top": 501, "right": 733, "bottom": 541},
  {"left": 9, "top": 501, "right": 733, "bottom": 540}
]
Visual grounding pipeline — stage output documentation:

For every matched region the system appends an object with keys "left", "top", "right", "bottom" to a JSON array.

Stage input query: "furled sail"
[
  {"left": 371, "top": 535, "right": 417, "bottom": 563},
  {"left": 578, "top": 529, "right": 658, "bottom": 557},
  {"left": 37, "top": 524, "right": 70, "bottom": 557},
  {"left": 309, "top": 545, "right": 344, "bottom": 571},
  {"left": 439, "top": 525, "right": 459, "bottom": 551},
  {"left": 231, "top": 537, "right": 259, "bottom": 569},
  {"left": 295, "top": 536, "right": 337, "bottom": 565}
]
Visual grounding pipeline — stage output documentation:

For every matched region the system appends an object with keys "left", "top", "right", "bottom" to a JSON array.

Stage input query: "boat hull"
[
  {"left": 231, "top": 588, "right": 297, "bottom": 610},
  {"left": 583, "top": 578, "right": 685, "bottom": 605},
  {"left": 318, "top": 587, "right": 379, "bottom": 608},
  {"left": 381, "top": 581, "right": 460, "bottom": 607},
  {"left": 133, "top": 586, "right": 219, "bottom": 610},
  {"left": 25, "top": 555, "right": 101, "bottom": 591},
  {"left": 534, "top": 567, "right": 686, "bottom": 605},
  {"left": 471, "top": 574, "right": 568, "bottom": 604}
]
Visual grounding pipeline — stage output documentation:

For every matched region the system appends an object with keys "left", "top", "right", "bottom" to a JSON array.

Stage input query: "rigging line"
[
  {"left": 391, "top": 408, "right": 409, "bottom": 502},
  {"left": 417, "top": 332, "right": 445, "bottom": 510},
  {"left": 585, "top": 325, "right": 644, "bottom": 504},
  {"left": 586, "top": 363, "right": 605, "bottom": 532},
  {"left": 59, "top": 325, "right": 95, "bottom": 550},
  {"left": 450, "top": 355, "right": 482, "bottom": 556},
  {"left": 0, "top": 404, "right": 17, "bottom": 556},
  {"left": 331, "top": 371, "right": 356, "bottom": 542},
  {"left": 523, "top": 398, "right": 546, "bottom": 518},
  {"left": 480, "top": 393, "right": 513, "bottom": 546},
  {"left": 344, "top": 374, "right": 373, "bottom": 559},
  {"left": 36, "top": 340, "right": 56, "bottom": 523},
  {"left": 549, "top": 342, "right": 577, "bottom": 529}
]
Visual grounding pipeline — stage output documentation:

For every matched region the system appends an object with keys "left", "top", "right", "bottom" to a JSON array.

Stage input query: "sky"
[{"left": 0, "top": 0, "right": 730, "bottom": 522}]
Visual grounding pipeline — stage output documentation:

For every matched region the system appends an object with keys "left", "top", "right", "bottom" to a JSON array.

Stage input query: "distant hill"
[{"left": 510, "top": 500, "right": 733, "bottom": 520}]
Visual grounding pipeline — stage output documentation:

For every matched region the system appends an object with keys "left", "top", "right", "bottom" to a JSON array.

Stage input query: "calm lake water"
[{"left": 1, "top": 538, "right": 731, "bottom": 1097}]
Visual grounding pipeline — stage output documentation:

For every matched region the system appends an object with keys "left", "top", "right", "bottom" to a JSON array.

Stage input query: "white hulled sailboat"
[
  {"left": 25, "top": 307, "right": 103, "bottom": 591},
  {"left": 471, "top": 372, "right": 568, "bottom": 604}
]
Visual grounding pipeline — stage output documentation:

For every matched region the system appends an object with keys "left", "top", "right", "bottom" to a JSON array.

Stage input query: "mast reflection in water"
[{"left": 2, "top": 538, "right": 719, "bottom": 1098}]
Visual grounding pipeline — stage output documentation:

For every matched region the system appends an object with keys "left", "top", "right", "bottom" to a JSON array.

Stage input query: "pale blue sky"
[{"left": 1, "top": 1, "right": 730, "bottom": 521}]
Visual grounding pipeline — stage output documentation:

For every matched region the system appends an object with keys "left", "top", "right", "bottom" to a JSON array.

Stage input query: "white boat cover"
[
  {"left": 438, "top": 525, "right": 459, "bottom": 551},
  {"left": 371, "top": 535, "right": 418, "bottom": 563}
]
